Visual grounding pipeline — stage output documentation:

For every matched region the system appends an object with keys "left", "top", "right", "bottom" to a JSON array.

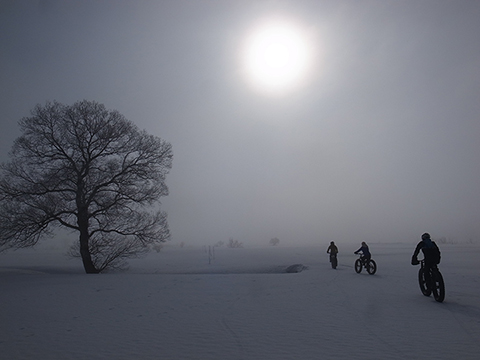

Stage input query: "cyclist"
[
  {"left": 354, "top": 241, "right": 371, "bottom": 264},
  {"left": 411, "top": 233, "right": 441, "bottom": 282},
  {"left": 327, "top": 241, "right": 338, "bottom": 268},
  {"left": 327, "top": 241, "right": 338, "bottom": 255}
]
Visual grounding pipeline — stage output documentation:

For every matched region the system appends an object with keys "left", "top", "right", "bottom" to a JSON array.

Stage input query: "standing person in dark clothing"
[
  {"left": 327, "top": 241, "right": 338, "bottom": 269},
  {"left": 354, "top": 241, "right": 371, "bottom": 263},
  {"left": 411, "top": 233, "right": 441, "bottom": 282}
]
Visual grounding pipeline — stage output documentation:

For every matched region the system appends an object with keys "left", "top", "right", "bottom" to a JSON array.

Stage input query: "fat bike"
[
  {"left": 417, "top": 260, "right": 445, "bottom": 303},
  {"left": 354, "top": 255, "right": 377, "bottom": 275},
  {"left": 329, "top": 254, "right": 338, "bottom": 269}
]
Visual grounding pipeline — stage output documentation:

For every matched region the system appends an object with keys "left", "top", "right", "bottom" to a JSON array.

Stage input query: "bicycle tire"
[
  {"left": 418, "top": 268, "right": 431, "bottom": 296},
  {"left": 367, "top": 259, "right": 377, "bottom": 275},
  {"left": 331, "top": 256, "right": 337, "bottom": 269},
  {"left": 354, "top": 259, "right": 362, "bottom": 273},
  {"left": 432, "top": 269, "right": 445, "bottom": 303}
]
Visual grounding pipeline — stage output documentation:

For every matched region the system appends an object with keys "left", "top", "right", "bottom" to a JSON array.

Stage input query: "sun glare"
[{"left": 242, "top": 19, "right": 312, "bottom": 95}]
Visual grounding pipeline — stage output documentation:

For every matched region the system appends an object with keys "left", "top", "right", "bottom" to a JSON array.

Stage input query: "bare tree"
[{"left": 0, "top": 100, "right": 173, "bottom": 273}]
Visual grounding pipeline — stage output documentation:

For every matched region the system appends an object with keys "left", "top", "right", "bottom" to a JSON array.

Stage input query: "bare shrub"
[
  {"left": 269, "top": 237, "right": 280, "bottom": 246},
  {"left": 227, "top": 238, "right": 243, "bottom": 248}
]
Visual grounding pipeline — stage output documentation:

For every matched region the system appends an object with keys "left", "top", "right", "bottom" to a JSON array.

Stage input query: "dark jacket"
[
  {"left": 412, "top": 239, "right": 441, "bottom": 266},
  {"left": 327, "top": 244, "right": 338, "bottom": 255},
  {"left": 355, "top": 245, "right": 370, "bottom": 258}
]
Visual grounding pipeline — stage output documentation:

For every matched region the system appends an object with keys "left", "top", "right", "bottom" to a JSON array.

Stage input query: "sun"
[{"left": 242, "top": 19, "right": 312, "bottom": 95}]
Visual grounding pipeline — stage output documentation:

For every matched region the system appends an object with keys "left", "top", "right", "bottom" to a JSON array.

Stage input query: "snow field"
[{"left": 1, "top": 243, "right": 479, "bottom": 359}]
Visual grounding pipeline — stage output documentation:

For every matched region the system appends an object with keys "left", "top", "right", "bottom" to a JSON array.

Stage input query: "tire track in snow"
[
  {"left": 220, "top": 316, "right": 245, "bottom": 360},
  {"left": 334, "top": 267, "right": 412, "bottom": 359}
]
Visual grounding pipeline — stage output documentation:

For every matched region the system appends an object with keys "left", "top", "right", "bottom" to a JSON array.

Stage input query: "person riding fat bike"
[
  {"left": 411, "top": 232, "right": 441, "bottom": 283},
  {"left": 327, "top": 241, "right": 338, "bottom": 257},
  {"left": 354, "top": 241, "right": 371, "bottom": 263}
]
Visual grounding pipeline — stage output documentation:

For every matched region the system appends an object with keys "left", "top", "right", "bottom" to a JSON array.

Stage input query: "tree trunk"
[
  {"left": 76, "top": 178, "right": 99, "bottom": 274},
  {"left": 79, "top": 233, "right": 99, "bottom": 274},
  {"left": 78, "top": 209, "right": 99, "bottom": 274}
]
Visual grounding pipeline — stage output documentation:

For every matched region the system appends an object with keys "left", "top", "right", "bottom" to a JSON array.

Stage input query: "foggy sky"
[{"left": 1, "top": 0, "right": 479, "bottom": 246}]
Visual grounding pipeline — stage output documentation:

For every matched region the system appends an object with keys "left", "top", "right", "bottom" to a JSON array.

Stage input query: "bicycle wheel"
[
  {"left": 366, "top": 259, "right": 377, "bottom": 275},
  {"left": 418, "top": 268, "right": 431, "bottom": 296},
  {"left": 331, "top": 256, "right": 337, "bottom": 269},
  {"left": 432, "top": 269, "right": 445, "bottom": 303},
  {"left": 354, "top": 259, "right": 362, "bottom": 273}
]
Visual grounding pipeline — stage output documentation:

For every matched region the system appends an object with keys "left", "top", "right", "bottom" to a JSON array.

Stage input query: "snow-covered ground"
[{"left": 1, "top": 242, "right": 479, "bottom": 360}]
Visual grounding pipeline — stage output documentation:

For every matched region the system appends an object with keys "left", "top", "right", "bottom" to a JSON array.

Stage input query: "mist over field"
[{"left": 1, "top": 1, "right": 480, "bottom": 249}]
